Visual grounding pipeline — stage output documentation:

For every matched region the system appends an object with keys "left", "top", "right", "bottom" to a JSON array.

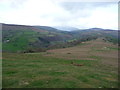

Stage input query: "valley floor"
[{"left": 2, "top": 38, "right": 118, "bottom": 88}]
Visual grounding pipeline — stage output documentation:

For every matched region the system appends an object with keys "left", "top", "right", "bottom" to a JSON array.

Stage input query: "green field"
[{"left": 2, "top": 39, "right": 118, "bottom": 88}]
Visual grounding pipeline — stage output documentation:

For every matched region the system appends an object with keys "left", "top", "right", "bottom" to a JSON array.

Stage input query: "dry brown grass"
[{"left": 44, "top": 38, "right": 118, "bottom": 67}]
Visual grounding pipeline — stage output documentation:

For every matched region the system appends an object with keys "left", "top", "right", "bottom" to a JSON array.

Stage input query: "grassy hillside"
[
  {"left": 3, "top": 38, "right": 118, "bottom": 88},
  {"left": 2, "top": 24, "right": 119, "bottom": 53},
  {"left": 2, "top": 24, "right": 73, "bottom": 52}
]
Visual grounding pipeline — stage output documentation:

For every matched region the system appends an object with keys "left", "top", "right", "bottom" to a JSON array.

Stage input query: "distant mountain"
[
  {"left": 34, "top": 26, "right": 59, "bottom": 32},
  {"left": 88, "top": 28, "right": 116, "bottom": 31},
  {"left": 53, "top": 26, "right": 81, "bottom": 31},
  {"left": 53, "top": 26, "right": 116, "bottom": 31},
  {"left": 2, "top": 23, "right": 119, "bottom": 53}
]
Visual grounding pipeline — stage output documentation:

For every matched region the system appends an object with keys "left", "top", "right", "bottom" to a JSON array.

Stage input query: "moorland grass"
[{"left": 2, "top": 53, "right": 118, "bottom": 88}]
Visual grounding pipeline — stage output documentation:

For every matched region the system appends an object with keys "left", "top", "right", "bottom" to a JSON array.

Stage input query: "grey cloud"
[
  {"left": 60, "top": 2, "right": 117, "bottom": 12},
  {"left": 9, "top": 0, "right": 27, "bottom": 9},
  {"left": 56, "top": 2, "right": 117, "bottom": 23}
]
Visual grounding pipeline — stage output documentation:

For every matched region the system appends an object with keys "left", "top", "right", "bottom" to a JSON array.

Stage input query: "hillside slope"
[
  {"left": 2, "top": 24, "right": 119, "bottom": 52},
  {"left": 2, "top": 24, "right": 73, "bottom": 52},
  {"left": 3, "top": 38, "right": 118, "bottom": 88},
  {"left": 44, "top": 38, "right": 118, "bottom": 66}
]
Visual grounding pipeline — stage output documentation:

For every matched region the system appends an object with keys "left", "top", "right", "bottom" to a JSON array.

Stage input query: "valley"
[
  {"left": 0, "top": 0, "right": 119, "bottom": 88},
  {"left": 2, "top": 23, "right": 119, "bottom": 88}
]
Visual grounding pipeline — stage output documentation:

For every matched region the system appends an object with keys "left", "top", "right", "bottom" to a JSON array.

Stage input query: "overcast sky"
[{"left": 0, "top": 0, "right": 118, "bottom": 30}]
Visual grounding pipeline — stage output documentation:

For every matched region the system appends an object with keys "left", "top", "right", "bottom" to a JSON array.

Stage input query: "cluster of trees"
[
  {"left": 105, "top": 36, "right": 119, "bottom": 45},
  {"left": 47, "top": 35, "right": 98, "bottom": 50},
  {"left": 22, "top": 48, "right": 47, "bottom": 53},
  {"left": 20, "top": 35, "right": 98, "bottom": 53}
]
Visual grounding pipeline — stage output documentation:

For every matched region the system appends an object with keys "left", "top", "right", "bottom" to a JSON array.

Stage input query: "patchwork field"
[{"left": 2, "top": 38, "right": 118, "bottom": 88}]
